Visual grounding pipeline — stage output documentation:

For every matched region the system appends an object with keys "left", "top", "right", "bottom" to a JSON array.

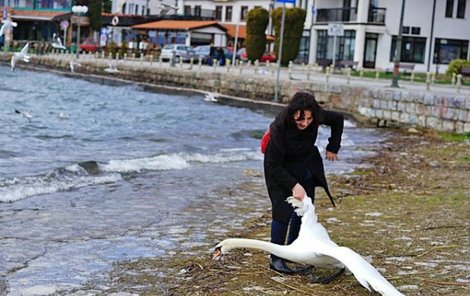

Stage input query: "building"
[
  {"left": 310, "top": 0, "right": 469, "bottom": 72},
  {"left": 178, "top": 0, "right": 469, "bottom": 72}
]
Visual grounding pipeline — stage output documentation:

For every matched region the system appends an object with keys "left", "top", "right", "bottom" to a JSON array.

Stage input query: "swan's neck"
[{"left": 222, "top": 238, "right": 291, "bottom": 259}]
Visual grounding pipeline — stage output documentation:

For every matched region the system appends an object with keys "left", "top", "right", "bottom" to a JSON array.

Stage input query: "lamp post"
[
  {"left": 391, "top": 0, "right": 405, "bottom": 88},
  {"left": 72, "top": 5, "right": 88, "bottom": 59}
]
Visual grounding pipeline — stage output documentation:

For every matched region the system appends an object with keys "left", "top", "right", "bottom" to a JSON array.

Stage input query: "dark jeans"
[{"left": 270, "top": 174, "right": 318, "bottom": 261}]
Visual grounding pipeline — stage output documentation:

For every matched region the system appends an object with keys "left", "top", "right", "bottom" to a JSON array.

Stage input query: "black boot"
[{"left": 270, "top": 258, "right": 295, "bottom": 274}]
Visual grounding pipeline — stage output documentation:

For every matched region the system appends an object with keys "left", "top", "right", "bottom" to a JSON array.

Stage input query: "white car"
[{"left": 160, "top": 44, "right": 195, "bottom": 62}]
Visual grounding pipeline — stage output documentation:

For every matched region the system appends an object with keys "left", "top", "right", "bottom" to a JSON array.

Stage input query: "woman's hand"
[
  {"left": 326, "top": 151, "right": 339, "bottom": 161},
  {"left": 292, "top": 183, "right": 305, "bottom": 201}
]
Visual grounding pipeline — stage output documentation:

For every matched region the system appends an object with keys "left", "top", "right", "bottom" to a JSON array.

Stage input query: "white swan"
[
  {"left": 11, "top": 42, "right": 30, "bottom": 71},
  {"left": 213, "top": 196, "right": 404, "bottom": 296}
]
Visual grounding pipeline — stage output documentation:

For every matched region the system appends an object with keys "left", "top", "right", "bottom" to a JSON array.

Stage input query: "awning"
[
  {"left": 11, "top": 9, "right": 71, "bottom": 21},
  {"left": 133, "top": 20, "right": 227, "bottom": 32}
]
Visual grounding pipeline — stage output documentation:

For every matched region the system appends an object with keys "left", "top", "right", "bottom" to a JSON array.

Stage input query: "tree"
[
  {"left": 245, "top": 7, "right": 270, "bottom": 62},
  {"left": 88, "top": 0, "right": 103, "bottom": 33},
  {"left": 272, "top": 7, "right": 306, "bottom": 66}
]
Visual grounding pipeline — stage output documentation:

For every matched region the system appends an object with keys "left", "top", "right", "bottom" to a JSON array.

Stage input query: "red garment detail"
[{"left": 260, "top": 128, "right": 271, "bottom": 154}]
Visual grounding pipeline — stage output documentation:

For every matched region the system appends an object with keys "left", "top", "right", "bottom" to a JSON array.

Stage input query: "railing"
[
  {"left": 368, "top": 7, "right": 386, "bottom": 24},
  {"left": 316, "top": 8, "right": 357, "bottom": 23}
]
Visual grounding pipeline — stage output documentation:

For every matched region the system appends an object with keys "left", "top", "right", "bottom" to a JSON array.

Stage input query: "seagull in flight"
[
  {"left": 0, "top": 20, "right": 17, "bottom": 37},
  {"left": 69, "top": 61, "right": 82, "bottom": 73},
  {"left": 15, "top": 109, "right": 32, "bottom": 122},
  {"left": 51, "top": 33, "right": 66, "bottom": 50},
  {"left": 104, "top": 62, "right": 119, "bottom": 73},
  {"left": 11, "top": 42, "right": 31, "bottom": 71}
]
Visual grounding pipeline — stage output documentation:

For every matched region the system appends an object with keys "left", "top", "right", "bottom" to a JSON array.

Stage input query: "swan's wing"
[{"left": 318, "top": 245, "right": 403, "bottom": 296}]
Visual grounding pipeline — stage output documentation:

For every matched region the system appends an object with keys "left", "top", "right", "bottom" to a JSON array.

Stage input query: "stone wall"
[{"left": 1, "top": 53, "right": 468, "bottom": 133}]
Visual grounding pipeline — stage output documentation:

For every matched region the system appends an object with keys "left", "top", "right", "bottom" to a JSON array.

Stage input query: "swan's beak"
[{"left": 212, "top": 247, "right": 222, "bottom": 260}]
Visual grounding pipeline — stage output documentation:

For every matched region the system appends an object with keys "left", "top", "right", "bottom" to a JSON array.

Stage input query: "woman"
[{"left": 263, "top": 90, "right": 344, "bottom": 273}]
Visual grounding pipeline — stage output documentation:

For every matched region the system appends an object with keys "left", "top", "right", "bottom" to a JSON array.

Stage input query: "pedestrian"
[
  {"left": 263, "top": 90, "right": 344, "bottom": 274},
  {"left": 217, "top": 47, "right": 226, "bottom": 66}
]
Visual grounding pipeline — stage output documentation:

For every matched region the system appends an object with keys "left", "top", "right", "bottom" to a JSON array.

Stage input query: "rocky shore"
[{"left": 69, "top": 127, "right": 469, "bottom": 296}]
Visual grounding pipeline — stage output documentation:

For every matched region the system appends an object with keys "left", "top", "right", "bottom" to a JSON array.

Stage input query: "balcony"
[
  {"left": 316, "top": 8, "right": 358, "bottom": 23},
  {"left": 315, "top": 7, "right": 386, "bottom": 25}
]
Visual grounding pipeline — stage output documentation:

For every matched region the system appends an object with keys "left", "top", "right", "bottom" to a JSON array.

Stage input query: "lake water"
[{"left": 0, "top": 65, "right": 384, "bottom": 295}]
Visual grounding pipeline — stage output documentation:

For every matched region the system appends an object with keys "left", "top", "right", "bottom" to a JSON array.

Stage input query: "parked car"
[
  {"left": 160, "top": 44, "right": 195, "bottom": 62},
  {"left": 79, "top": 38, "right": 99, "bottom": 53},
  {"left": 193, "top": 45, "right": 234, "bottom": 65},
  {"left": 237, "top": 48, "right": 277, "bottom": 63}
]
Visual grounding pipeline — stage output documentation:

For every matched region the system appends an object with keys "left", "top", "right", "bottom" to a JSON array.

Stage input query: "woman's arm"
[{"left": 321, "top": 110, "right": 344, "bottom": 154}]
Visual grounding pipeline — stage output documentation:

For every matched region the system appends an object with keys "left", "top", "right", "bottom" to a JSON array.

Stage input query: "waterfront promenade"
[{"left": 1, "top": 51, "right": 469, "bottom": 133}]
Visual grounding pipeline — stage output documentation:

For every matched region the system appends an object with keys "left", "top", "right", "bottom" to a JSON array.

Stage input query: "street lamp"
[{"left": 72, "top": 5, "right": 88, "bottom": 59}]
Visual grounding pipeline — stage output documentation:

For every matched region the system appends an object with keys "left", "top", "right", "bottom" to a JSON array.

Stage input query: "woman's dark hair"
[{"left": 284, "top": 90, "right": 323, "bottom": 128}]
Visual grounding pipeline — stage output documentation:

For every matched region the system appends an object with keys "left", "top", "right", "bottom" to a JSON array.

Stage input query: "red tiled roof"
[
  {"left": 223, "top": 23, "right": 275, "bottom": 41},
  {"left": 11, "top": 9, "right": 70, "bottom": 21},
  {"left": 133, "top": 20, "right": 226, "bottom": 31}
]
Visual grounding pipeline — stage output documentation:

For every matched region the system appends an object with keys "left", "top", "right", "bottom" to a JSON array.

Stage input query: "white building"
[
  {"left": 110, "top": 0, "right": 469, "bottom": 72},
  {"left": 309, "top": 0, "right": 470, "bottom": 72}
]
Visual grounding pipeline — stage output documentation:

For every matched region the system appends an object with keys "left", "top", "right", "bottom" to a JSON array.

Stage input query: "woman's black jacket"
[{"left": 263, "top": 109, "right": 344, "bottom": 223}]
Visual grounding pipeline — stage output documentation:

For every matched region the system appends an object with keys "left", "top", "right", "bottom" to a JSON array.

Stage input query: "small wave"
[
  {"left": 0, "top": 149, "right": 259, "bottom": 202},
  {"left": 0, "top": 173, "right": 121, "bottom": 203},
  {"left": 100, "top": 150, "right": 261, "bottom": 174}
]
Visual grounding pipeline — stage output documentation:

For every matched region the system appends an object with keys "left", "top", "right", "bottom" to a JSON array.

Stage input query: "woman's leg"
[{"left": 270, "top": 219, "right": 288, "bottom": 260}]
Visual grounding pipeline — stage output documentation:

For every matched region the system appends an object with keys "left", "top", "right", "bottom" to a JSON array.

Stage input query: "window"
[
  {"left": 457, "top": 0, "right": 466, "bottom": 18},
  {"left": 226, "top": 6, "right": 233, "bottom": 22},
  {"left": 215, "top": 6, "right": 222, "bottom": 21},
  {"left": 195, "top": 5, "right": 201, "bottom": 17},
  {"left": 316, "top": 30, "right": 356, "bottom": 63},
  {"left": 402, "top": 26, "right": 410, "bottom": 34},
  {"left": 135, "top": 5, "right": 139, "bottom": 15},
  {"left": 434, "top": 38, "right": 469, "bottom": 64},
  {"left": 445, "top": 0, "right": 454, "bottom": 17},
  {"left": 240, "top": 6, "right": 248, "bottom": 21},
  {"left": 411, "top": 27, "right": 420, "bottom": 35},
  {"left": 184, "top": 5, "right": 191, "bottom": 16},
  {"left": 390, "top": 36, "right": 426, "bottom": 63}
]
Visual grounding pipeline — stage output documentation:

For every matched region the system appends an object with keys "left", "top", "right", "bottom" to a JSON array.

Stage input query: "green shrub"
[
  {"left": 245, "top": 7, "right": 269, "bottom": 62},
  {"left": 446, "top": 59, "right": 470, "bottom": 76},
  {"left": 272, "top": 7, "right": 306, "bottom": 66}
]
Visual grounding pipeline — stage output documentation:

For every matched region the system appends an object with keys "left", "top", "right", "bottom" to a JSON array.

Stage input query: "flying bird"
[
  {"left": 104, "top": 62, "right": 119, "bottom": 74},
  {"left": 0, "top": 20, "right": 17, "bottom": 37},
  {"left": 69, "top": 61, "right": 82, "bottom": 73},
  {"left": 213, "top": 196, "right": 404, "bottom": 296},
  {"left": 11, "top": 42, "right": 30, "bottom": 71},
  {"left": 51, "top": 33, "right": 66, "bottom": 50},
  {"left": 15, "top": 109, "right": 32, "bottom": 122}
]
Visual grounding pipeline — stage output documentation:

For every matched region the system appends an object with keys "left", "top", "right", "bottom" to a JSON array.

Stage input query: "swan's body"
[
  {"left": 214, "top": 196, "right": 404, "bottom": 296},
  {"left": 51, "top": 33, "right": 66, "bottom": 50},
  {"left": 11, "top": 43, "right": 30, "bottom": 71},
  {"left": 0, "top": 20, "right": 17, "bottom": 37}
]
